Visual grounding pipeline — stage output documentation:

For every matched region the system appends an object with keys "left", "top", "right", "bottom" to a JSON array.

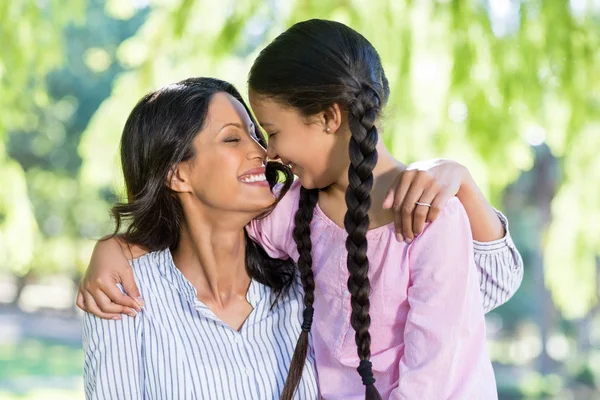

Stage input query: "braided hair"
[{"left": 249, "top": 20, "right": 389, "bottom": 399}]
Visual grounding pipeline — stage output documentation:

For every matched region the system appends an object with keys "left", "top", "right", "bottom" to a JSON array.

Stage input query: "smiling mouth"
[{"left": 239, "top": 173, "right": 267, "bottom": 183}]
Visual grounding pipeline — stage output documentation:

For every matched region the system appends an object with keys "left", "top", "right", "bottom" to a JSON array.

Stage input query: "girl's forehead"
[{"left": 250, "top": 96, "right": 301, "bottom": 126}]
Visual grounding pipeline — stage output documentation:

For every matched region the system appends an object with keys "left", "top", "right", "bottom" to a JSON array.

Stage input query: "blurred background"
[{"left": 1, "top": 0, "right": 599, "bottom": 398}]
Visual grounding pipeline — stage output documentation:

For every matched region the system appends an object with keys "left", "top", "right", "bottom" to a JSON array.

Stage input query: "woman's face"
[
  {"left": 177, "top": 92, "right": 275, "bottom": 215},
  {"left": 249, "top": 93, "right": 349, "bottom": 190}
]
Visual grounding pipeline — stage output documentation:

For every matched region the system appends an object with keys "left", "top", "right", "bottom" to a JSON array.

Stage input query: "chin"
[
  {"left": 297, "top": 175, "right": 328, "bottom": 191},
  {"left": 251, "top": 193, "right": 277, "bottom": 210}
]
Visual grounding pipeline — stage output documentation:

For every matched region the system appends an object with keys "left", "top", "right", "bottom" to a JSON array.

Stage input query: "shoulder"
[
  {"left": 272, "top": 179, "right": 302, "bottom": 214},
  {"left": 423, "top": 197, "right": 469, "bottom": 234},
  {"left": 130, "top": 248, "right": 169, "bottom": 269},
  {"left": 128, "top": 249, "right": 172, "bottom": 289},
  {"left": 410, "top": 197, "right": 472, "bottom": 253},
  {"left": 256, "top": 180, "right": 302, "bottom": 228}
]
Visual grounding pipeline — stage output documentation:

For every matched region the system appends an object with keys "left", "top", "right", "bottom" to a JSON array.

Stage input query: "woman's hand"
[
  {"left": 383, "top": 159, "right": 468, "bottom": 243},
  {"left": 76, "top": 237, "right": 145, "bottom": 319}
]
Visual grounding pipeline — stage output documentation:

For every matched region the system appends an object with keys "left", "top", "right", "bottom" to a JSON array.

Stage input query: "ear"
[
  {"left": 316, "top": 103, "right": 343, "bottom": 134},
  {"left": 166, "top": 162, "right": 192, "bottom": 193}
]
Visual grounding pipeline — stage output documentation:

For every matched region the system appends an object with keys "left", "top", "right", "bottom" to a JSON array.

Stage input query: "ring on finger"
[{"left": 415, "top": 201, "right": 432, "bottom": 207}]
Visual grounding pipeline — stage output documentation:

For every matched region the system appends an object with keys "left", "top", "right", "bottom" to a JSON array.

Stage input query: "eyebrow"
[
  {"left": 219, "top": 121, "right": 259, "bottom": 139},
  {"left": 219, "top": 122, "right": 245, "bottom": 131}
]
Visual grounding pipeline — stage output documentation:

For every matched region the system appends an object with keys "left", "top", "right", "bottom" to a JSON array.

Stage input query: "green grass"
[
  {"left": 0, "top": 389, "right": 84, "bottom": 400},
  {"left": 0, "top": 339, "right": 83, "bottom": 399}
]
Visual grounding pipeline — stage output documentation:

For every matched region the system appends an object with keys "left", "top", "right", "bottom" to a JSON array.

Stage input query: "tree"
[
  {"left": 79, "top": 0, "right": 600, "bottom": 318},
  {"left": 0, "top": 0, "right": 83, "bottom": 281},
  {"left": 1, "top": 0, "right": 145, "bottom": 289}
]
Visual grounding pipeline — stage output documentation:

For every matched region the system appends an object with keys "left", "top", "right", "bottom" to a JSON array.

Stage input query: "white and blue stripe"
[
  {"left": 475, "top": 210, "right": 524, "bottom": 313},
  {"left": 83, "top": 249, "right": 319, "bottom": 399}
]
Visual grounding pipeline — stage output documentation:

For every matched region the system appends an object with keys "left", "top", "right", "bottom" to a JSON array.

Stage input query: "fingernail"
[
  {"left": 127, "top": 310, "right": 137, "bottom": 318},
  {"left": 405, "top": 238, "right": 412, "bottom": 244},
  {"left": 112, "top": 316, "right": 122, "bottom": 320},
  {"left": 135, "top": 297, "right": 145, "bottom": 307},
  {"left": 396, "top": 233, "right": 403, "bottom": 242}
]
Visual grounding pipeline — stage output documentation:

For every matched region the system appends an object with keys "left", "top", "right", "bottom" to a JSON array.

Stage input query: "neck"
[
  {"left": 325, "top": 139, "right": 405, "bottom": 209},
  {"left": 172, "top": 201, "right": 252, "bottom": 306}
]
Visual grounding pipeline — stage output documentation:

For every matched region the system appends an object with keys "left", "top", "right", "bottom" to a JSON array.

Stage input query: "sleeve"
[
  {"left": 473, "top": 209, "right": 524, "bottom": 313},
  {"left": 245, "top": 181, "right": 302, "bottom": 261},
  {"left": 83, "top": 310, "right": 144, "bottom": 399},
  {"left": 391, "top": 198, "right": 490, "bottom": 399}
]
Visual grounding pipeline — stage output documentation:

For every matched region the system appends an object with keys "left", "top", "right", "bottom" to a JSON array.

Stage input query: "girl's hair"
[
  {"left": 112, "top": 77, "right": 295, "bottom": 297},
  {"left": 248, "top": 20, "right": 389, "bottom": 400}
]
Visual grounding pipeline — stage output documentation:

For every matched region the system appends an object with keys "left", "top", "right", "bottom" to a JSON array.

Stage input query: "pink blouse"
[{"left": 248, "top": 180, "right": 497, "bottom": 399}]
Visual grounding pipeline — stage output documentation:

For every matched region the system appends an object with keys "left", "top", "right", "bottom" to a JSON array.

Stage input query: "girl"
[
  {"left": 245, "top": 19, "right": 500, "bottom": 399},
  {"left": 82, "top": 77, "right": 320, "bottom": 399}
]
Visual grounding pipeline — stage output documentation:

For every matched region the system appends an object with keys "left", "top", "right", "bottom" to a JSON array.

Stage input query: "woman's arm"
[
  {"left": 383, "top": 159, "right": 505, "bottom": 242},
  {"left": 83, "top": 306, "right": 144, "bottom": 399},
  {"left": 383, "top": 158, "right": 523, "bottom": 310},
  {"left": 473, "top": 210, "right": 523, "bottom": 312},
  {"left": 392, "top": 198, "right": 495, "bottom": 399}
]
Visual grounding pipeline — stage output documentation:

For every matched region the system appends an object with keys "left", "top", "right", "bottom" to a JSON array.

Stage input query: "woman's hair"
[
  {"left": 248, "top": 20, "right": 389, "bottom": 399},
  {"left": 111, "top": 77, "right": 295, "bottom": 297}
]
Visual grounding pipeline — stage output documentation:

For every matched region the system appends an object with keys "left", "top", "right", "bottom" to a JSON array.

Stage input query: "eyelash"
[
  {"left": 267, "top": 132, "right": 278, "bottom": 138},
  {"left": 224, "top": 137, "right": 240, "bottom": 143}
]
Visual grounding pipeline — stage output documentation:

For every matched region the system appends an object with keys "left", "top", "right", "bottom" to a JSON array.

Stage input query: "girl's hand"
[
  {"left": 383, "top": 159, "right": 468, "bottom": 243},
  {"left": 76, "top": 238, "right": 145, "bottom": 320}
]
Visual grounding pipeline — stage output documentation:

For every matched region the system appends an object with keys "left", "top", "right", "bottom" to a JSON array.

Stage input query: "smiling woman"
[{"left": 82, "top": 77, "right": 319, "bottom": 399}]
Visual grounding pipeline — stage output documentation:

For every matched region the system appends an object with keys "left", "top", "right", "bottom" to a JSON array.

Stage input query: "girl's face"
[
  {"left": 174, "top": 92, "right": 276, "bottom": 215},
  {"left": 249, "top": 93, "right": 349, "bottom": 190}
]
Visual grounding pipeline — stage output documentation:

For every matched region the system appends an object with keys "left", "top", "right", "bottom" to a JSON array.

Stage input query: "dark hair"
[
  {"left": 111, "top": 77, "right": 295, "bottom": 296},
  {"left": 249, "top": 20, "right": 389, "bottom": 399}
]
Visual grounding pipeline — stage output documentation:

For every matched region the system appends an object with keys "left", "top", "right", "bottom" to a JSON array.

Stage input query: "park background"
[{"left": 1, "top": 0, "right": 599, "bottom": 398}]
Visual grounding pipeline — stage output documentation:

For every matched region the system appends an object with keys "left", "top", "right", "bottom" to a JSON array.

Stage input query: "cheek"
[{"left": 192, "top": 153, "right": 238, "bottom": 198}]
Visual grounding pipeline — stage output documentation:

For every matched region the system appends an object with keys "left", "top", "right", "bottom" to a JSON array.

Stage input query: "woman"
[{"left": 83, "top": 77, "right": 319, "bottom": 399}]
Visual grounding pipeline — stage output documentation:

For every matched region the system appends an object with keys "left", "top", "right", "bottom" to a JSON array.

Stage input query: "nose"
[
  {"left": 247, "top": 137, "right": 267, "bottom": 164},
  {"left": 266, "top": 140, "right": 279, "bottom": 161}
]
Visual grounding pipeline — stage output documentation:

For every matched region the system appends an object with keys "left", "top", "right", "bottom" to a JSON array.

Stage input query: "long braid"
[
  {"left": 344, "top": 85, "right": 382, "bottom": 400},
  {"left": 280, "top": 187, "right": 318, "bottom": 400}
]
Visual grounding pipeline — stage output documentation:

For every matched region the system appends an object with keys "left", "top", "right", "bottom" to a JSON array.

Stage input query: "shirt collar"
[{"left": 152, "top": 248, "right": 269, "bottom": 318}]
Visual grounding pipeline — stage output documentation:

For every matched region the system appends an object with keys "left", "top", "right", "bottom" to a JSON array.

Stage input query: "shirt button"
[
  {"left": 234, "top": 335, "right": 242, "bottom": 344},
  {"left": 245, "top": 367, "right": 253, "bottom": 377}
]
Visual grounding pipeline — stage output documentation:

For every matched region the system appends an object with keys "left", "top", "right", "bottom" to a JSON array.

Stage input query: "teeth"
[{"left": 241, "top": 173, "right": 266, "bottom": 183}]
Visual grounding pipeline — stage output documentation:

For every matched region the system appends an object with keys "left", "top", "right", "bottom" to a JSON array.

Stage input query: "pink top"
[{"left": 248, "top": 180, "right": 497, "bottom": 399}]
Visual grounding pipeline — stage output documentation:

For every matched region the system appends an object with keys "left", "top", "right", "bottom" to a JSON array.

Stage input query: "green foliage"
[
  {"left": 76, "top": 0, "right": 600, "bottom": 318},
  {"left": 0, "top": 0, "right": 84, "bottom": 276},
  {"left": 1, "top": 0, "right": 144, "bottom": 277},
  {"left": 0, "top": 0, "right": 85, "bottom": 136},
  {"left": 2, "top": 0, "right": 600, "bottom": 397},
  {"left": 3, "top": 0, "right": 599, "bottom": 318}
]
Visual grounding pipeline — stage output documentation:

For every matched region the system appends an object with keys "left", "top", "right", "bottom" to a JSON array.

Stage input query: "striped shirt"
[
  {"left": 474, "top": 209, "right": 523, "bottom": 312},
  {"left": 83, "top": 249, "right": 319, "bottom": 400}
]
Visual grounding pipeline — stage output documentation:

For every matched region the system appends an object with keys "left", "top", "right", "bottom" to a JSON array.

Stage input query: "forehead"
[
  {"left": 249, "top": 93, "right": 296, "bottom": 124},
  {"left": 205, "top": 92, "right": 253, "bottom": 129}
]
